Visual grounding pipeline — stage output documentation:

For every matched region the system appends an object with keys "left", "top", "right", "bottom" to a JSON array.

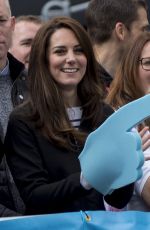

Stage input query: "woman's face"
[
  {"left": 138, "top": 41, "right": 150, "bottom": 94},
  {"left": 48, "top": 28, "right": 87, "bottom": 91}
]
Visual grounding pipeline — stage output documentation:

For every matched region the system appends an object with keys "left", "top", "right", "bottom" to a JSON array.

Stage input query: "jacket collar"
[{"left": 7, "top": 52, "right": 25, "bottom": 82}]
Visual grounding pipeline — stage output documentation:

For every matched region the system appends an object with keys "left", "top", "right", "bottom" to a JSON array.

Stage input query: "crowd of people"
[{"left": 0, "top": 0, "right": 150, "bottom": 217}]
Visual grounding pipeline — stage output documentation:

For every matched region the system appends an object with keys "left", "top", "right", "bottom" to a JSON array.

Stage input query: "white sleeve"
[
  {"left": 135, "top": 159, "right": 150, "bottom": 195},
  {"left": 80, "top": 172, "right": 92, "bottom": 190}
]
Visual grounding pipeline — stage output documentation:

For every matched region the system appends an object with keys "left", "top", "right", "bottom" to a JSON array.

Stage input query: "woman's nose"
[{"left": 66, "top": 51, "right": 76, "bottom": 63}]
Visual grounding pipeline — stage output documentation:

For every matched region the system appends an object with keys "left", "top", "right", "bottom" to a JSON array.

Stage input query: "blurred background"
[
  {"left": 9, "top": 0, "right": 89, "bottom": 26},
  {"left": 9, "top": 0, "right": 150, "bottom": 26}
]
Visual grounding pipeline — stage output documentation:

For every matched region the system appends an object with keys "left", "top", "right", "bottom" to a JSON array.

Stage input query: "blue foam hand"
[{"left": 79, "top": 95, "right": 150, "bottom": 195}]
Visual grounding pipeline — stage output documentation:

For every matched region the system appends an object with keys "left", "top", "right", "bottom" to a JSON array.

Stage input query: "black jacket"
[
  {"left": 0, "top": 53, "right": 27, "bottom": 216},
  {"left": 5, "top": 103, "right": 133, "bottom": 215},
  {"left": 0, "top": 138, "right": 4, "bottom": 163},
  {"left": 8, "top": 52, "right": 28, "bottom": 106}
]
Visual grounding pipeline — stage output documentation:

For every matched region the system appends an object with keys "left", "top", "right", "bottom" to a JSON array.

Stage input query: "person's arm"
[
  {"left": 80, "top": 172, "right": 133, "bottom": 209},
  {"left": 134, "top": 128, "right": 150, "bottom": 207},
  {"left": 104, "top": 183, "right": 134, "bottom": 209},
  {"left": 103, "top": 127, "right": 150, "bottom": 209},
  {"left": 4, "top": 115, "right": 90, "bottom": 213},
  {"left": 139, "top": 126, "right": 150, "bottom": 153},
  {"left": 141, "top": 177, "right": 150, "bottom": 207},
  {"left": 135, "top": 159, "right": 150, "bottom": 207}
]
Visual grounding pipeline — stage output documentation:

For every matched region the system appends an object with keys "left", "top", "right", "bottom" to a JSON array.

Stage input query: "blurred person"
[
  {"left": 9, "top": 15, "right": 43, "bottom": 69},
  {"left": 4, "top": 16, "right": 136, "bottom": 215},
  {"left": 106, "top": 32, "right": 150, "bottom": 211},
  {"left": 0, "top": 0, "right": 27, "bottom": 216},
  {"left": 86, "top": 0, "right": 149, "bottom": 93}
]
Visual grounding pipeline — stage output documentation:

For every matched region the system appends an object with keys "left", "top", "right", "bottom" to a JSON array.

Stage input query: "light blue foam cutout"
[
  {"left": 79, "top": 95, "right": 150, "bottom": 195},
  {"left": 0, "top": 212, "right": 82, "bottom": 230},
  {"left": 1, "top": 211, "right": 150, "bottom": 230}
]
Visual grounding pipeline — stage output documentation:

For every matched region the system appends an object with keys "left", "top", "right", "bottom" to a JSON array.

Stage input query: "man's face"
[
  {"left": 119, "top": 6, "right": 149, "bottom": 61},
  {"left": 0, "top": 0, "right": 15, "bottom": 61},
  {"left": 9, "top": 21, "right": 41, "bottom": 69},
  {"left": 128, "top": 6, "right": 149, "bottom": 42}
]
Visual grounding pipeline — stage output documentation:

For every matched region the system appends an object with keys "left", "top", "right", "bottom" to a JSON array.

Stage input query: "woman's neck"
[{"left": 62, "top": 89, "right": 80, "bottom": 108}]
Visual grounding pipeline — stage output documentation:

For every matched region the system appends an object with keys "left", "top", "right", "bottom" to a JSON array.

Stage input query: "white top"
[{"left": 67, "top": 106, "right": 82, "bottom": 128}]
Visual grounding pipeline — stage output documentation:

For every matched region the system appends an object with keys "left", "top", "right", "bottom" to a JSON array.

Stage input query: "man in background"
[
  {"left": 0, "top": 0, "right": 27, "bottom": 216},
  {"left": 86, "top": 0, "right": 150, "bottom": 210},
  {"left": 86, "top": 0, "right": 149, "bottom": 92},
  {"left": 9, "top": 15, "right": 43, "bottom": 69}
]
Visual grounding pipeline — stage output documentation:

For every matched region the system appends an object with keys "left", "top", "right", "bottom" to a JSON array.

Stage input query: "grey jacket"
[{"left": 0, "top": 53, "right": 28, "bottom": 216}]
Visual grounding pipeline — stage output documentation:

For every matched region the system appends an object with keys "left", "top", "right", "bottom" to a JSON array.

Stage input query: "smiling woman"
[
  {"left": 48, "top": 27, "right": 87, "bottom": 90},
  {"left": 5, "top": 16, "right": 134, "bottom": 215}
]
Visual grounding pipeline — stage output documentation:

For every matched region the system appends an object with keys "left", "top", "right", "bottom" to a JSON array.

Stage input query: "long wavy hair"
[
  {"left": 27, "top": 16, "right": 104, "bottom": 151},
  {"left": 106, "top": 32, "right": 150, "bottom": 108}
]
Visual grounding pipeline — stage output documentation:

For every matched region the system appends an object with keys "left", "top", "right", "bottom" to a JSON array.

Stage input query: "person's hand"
[
  {"left": 79, "top": 95, "right": 150, "bottom": 195},
  {"left": 139, "top": 126, "right": 150, "bottom": 161},
  {"left": 138, "top": 126, "right": 150, "bottom": 152},
  {"left": 145, "top": 155, "right": 150, "bottom": 161}
]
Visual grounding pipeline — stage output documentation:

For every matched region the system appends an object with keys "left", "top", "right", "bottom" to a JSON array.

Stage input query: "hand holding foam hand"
[{"left": 79, "top": 95, "right": 150, "bottom": 195}]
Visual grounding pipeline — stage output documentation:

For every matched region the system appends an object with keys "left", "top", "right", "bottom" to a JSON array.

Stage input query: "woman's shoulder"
[
  {"left": 6, "top": 103, "right": 36, "bottom": 139},
  {"left": 9, "top": 101, "right": 32, "bottom": 123},
  {"left": 95, "top": 102, "right": 114, "bottom": 127}
]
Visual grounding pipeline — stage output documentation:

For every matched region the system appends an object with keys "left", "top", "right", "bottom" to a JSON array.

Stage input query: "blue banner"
[{"left": 0, "top": 211, "right": 150, "bottom": 230}]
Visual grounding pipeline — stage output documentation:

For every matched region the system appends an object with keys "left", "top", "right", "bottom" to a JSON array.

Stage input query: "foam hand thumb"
[{"left": 79, "top": 95, "right": 150, "bottom": 195}]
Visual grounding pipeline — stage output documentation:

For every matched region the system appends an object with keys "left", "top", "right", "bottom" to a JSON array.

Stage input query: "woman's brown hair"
[
  {"left": 27, "top": 16, "right": 104, "bottom": 151},
  {"left": 106, "top": 32, "right": 150, "bottom": 109}
]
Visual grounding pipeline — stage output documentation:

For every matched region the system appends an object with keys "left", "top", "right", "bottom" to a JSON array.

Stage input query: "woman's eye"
[
  {"left": 143, "top": 59, "right": 150, "bottom": 66},
  {"left": 75, "top": 47, "right": 84, "bottom": 53},
  {"left": 54, "top": 49, "right": 66, "bottom": 55}
]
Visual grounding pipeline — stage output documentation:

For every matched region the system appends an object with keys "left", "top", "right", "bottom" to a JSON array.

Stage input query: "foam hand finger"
[{"left": 79, "top": 95, "right": 150, "bottom": 195}]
